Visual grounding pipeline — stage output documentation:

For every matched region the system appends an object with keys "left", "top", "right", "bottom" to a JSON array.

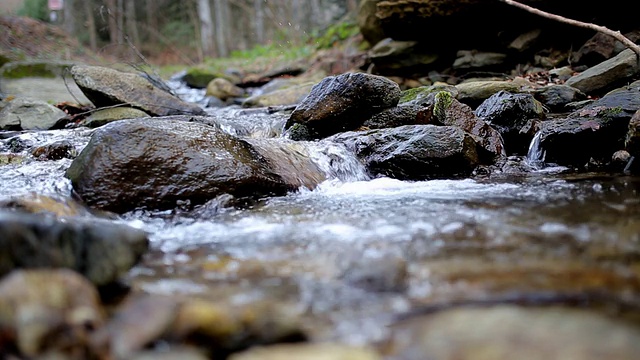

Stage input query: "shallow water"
[{"left": 2, "top": 88, "right": 640, "bottom": 352}]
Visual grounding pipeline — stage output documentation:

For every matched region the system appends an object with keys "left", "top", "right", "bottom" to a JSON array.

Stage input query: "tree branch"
[{"left": 498, "top": 0, "right": 640, "bottom": 60}]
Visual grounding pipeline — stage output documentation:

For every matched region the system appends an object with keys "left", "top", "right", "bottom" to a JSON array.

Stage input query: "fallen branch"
[{"left": 498, "top": 0, "right": 640, "bottom": 60}]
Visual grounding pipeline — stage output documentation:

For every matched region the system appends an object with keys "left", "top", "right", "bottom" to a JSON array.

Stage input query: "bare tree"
[
  {"left": 197, "top": 0, "right": 215, "bottom": 57},
  {"left": 125, "top": 0, "right": 140, "bottom": 57},
  {"left": 254, "top": 0, "right": 265, "bottom": 44},
  {"left": 84, "top": 0, "right": 98, "bottom": 51},
  {"left": 213, "top": 0, "right": 229, "bottom": 57}
]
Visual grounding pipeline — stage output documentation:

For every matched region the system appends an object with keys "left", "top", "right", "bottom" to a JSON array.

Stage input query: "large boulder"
[
  {"left": 0, "top": 98, "right": 66, "bottom": 130},
  {"left": 284, "top": 72, "right": 401, "bottom": 140},
  {"left": 328, "top": 125, "right": 480, "bottom": 180},
  {"left": 66, "top": 118, "right": 293, "bottom": 213},
  {"left": 70, "top": 65, "right": 206, "bottom": 116},
  {"left": 0, "top": 211, "right": 148, "bottom": 286}
]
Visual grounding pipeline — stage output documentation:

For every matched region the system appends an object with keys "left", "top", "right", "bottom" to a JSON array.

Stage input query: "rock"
[
  {"left": 362, "top": 104, "right": 427, "bottom": 129},
  {"left": 357, "top": 0, "right": 386, "bottom": 45},
  {"left": 31, "top": 140, "right": 77, "bottom": 160},
  {"left": 79, "top": 107, "right": 149, "bottom": 128},
  {"left": 245, "top": 138, "right": 327, "bottom": 190},
  {"left": 131, "top": 348, "right": 209, "bottom": 360},
  {"left": 534, "top": 84, "right": 587, "bottom": 112},
  {"left": 535, "top": 81, "right": 640, "bottom": 166},
  {"left": 0, "top": 153, "right": 24, "bottom": 165},
  {"left": 0, "top": 193, "right": 93, "bottom": 217},
  {"left": 341, "top": 256, "right": 408, "bottom": 293},
  {"left": 284, "top": 73, "right": 401, "bottom": 140},
  {"left": 398, "top": 84, "right": 459, "bottom": 106},
  {"left": 70, "top": 65, "right": 206, "bottom": 116},
  {"left": 66, "top": 118, "right": 293, "bottom": 213},
  {"left": 566, "top": 49, "right": 640, "bottom": 96},
  {"left": 0, "top": 60, "right": 74, "bottom": 79},
  {"left": 0, "top": 269, "right": 105, "bottom": 357},
  {"left": 455, "top": 80, "right": 529, "bottom": 109},
  {"left": 328, "top": 125, "right": 480, "bottom": 180},
  {"left": 453, "top": 50, "right": 507, "bottom": 71},
  {"left": 229, "top": 343, "right": 382, "bottom": 360},
  {"left": 475, "top": 91, "right": 545, "bottom": 155},
  {"left": 570, "top": 31, "right": 640, "bottom": 67},
  {"left": 93, "top": 295, "right": 305, "bottom": 358},
  {"left": 429, "top": 91, "right": 504, "bottom": 160},
  {"left": 242, "top": 82, "right": 315, "bottom": 108},
  {"left": 182, "top": 67, "right": 232, "bottom": 89},
  {"left": 0, "top": 98, "right": 66, "bottom": 130},
  {"left": 0, "top": 211, "right": 149, "bottom": 286},
  {"left": 388, "top": 306, "right": 640, "bottom": 360},
  {"left": 367, "top": 38, "right": 439, "bottom": 74},
  {"left": 626, "top": 109, "right": 640, "bottom": 157},
  {"left": 205, "top": 78, "right": 245, "bottom": 101}
]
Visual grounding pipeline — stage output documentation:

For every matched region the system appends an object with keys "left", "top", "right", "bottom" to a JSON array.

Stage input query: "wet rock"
[
  {"left": 183, "top": 68, "right": 228, "bottom": 89},
  {"left": 206, "top": 78, "right": 245, "bottom": 101},
  {"left": 328, "top": 125, "right": 480, "bottom": 180},
  {"left": 31, "top": 140, "right": 77, "bottom": 160},
  {"left": 475, "top": 91, "right": 545, "bottom": 155},
  {"left": 66, "top": 118, "right": 293, "bottom": 213},
  {"left": 242, "top": 82, "right": 315, "bottom": 108},
  {"left": 398, "top": 84, "right": 458, "bottom": 107},
  {"left": 388, "top": 306, "right": 640, "bottom": 360},
  {"left": 0, "top": 211, "right": 148, "bottom": 286},
  {"left": 535, "top": 81, "right": 640, "bottom": 166},
  {"left": 0, "top": 98, "right": 66, "bottom": 130},
  {"left": 429, "top": 91, "right": 504, "bottom": 160},
  {"left": 362, "top": 104, "right": 427, "bottom": 129},
  {"left": 70, "top": 65, "right": 206, "bottom": 116},
  {"left": 79, "top": 107, "right": 149, "bottom": 128},
  {"left": 229, "top": 343, "right": 382, "bottom": 360},
  {"left": 357, "top": 0, "right": 386, "bottom": 45},
  {"left": 455, "top": 79, "right": 534, "bottom": 109},
  {"left": 245, "top": 138, "right": 327, "bottom": 190},
  {"left": 284, "top": 73, "right": 401, "bottom": 140},
  {"left": 0, "top": 152, "right": 24, "bottom": 165},
  {"left": 131, "top": 348, "right": 209, "bottom": 360},
  {"left": 0, "top": 269, "right": 105, "bottom": 358},
  {"left": 566, "top": 49, "right": 640, "bottom": 95},
  {"left": 626, "top": 109, "right": 640, "bottom": 157},
  {"left": 453, "top": 50, "right": 507, "bottom": 70},
  {"left": 0, "top": 193, "right": 93, "bottom": 217},
  {"left": 534, "top": 84, "right": 587, "bottom": 112}
]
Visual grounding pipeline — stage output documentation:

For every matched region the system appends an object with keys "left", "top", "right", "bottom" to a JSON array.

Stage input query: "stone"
[
  {"left": 0, "top": 98, "right": 66, "bottom": 130},
  {"left": 31, "top": 140, "right": 77, "bottom": 160},
  {"left": 0, "top": 269, "right": 105, "bottom": 357},
  {"left": 566, "top": 49, "right": 640, "bottom": 96},
  {"left": 362, "top": 104, "right": 427, "bottom": 129},
  {"left": 79, "top": 107, "right": 149, "bottom": 128},
  {"left": 455, "top": 80, "right": 526, "bottom": 109},
  {"left": 66, "top": 118, "right": 293, "bottom": 213},
  {"left": 328, "top": 125, "right": 480, "bottom": 180},
  {"left": 70, "top": 65, "right": 206, "bottom": 116},
  {"left": 0, "top": 211, "right": 149, "bottom": 286},
  {"left": 534, "top": 84, "right": 587, "bottom": 112},
  {"left": 285, "top": 73, "right": 401, "bottom": 140},
  {"left": 229, "top": 343, "right": 383, "bottom": 360},
  {"left": 0, "top": 193, "right": 93, "bottom": 217},
  {"left": 206, "top": 78, "right": 245, "bottom": 101},
  {"left": 242, "top": 82, "right": 315, "bottom": 108}
]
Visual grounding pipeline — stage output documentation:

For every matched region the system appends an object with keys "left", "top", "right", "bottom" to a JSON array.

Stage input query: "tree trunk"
[
  {"left": 83, "top": 0, "right": 98, "bottom": 51},
  {"left": 116, "top": 0, "right": 125, "bottom": 44},
  {"left": 254, "top": 0, "right": 264, "bottom": 44},
  {"left": 125, "top": 0, "right": 140, "bottom": 59},
  {"left": 197, "top": 0, "right": 215, "bottom": 57},
  {"left": 105, "top": 0, "right": 119, "bottom": 45},
  {"left": 213, "top": 0, "right": 229, "bottom": 57},
  {"left": 63, "top": 0, "right": 75, "bottom": 35},
  {"left": 145, "top": 0, "right": 158, "bottom": 40}
]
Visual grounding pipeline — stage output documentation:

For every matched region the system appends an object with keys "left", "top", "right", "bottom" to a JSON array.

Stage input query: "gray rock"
[
  {"left": 534, "top": 84, "right": 587, "bottom": 112},
  {"left": 242, "top": 82, "right": 315, "bottom": 108},
  {"left": 0, "top": 212, "right": 149, "bottom": 286},
  {"left": 80, "top": 107, "right": 149, "bottom": 128},
  {"left": 0, "top": 98, "right": 66, "bottom": 130},
  {"left": 329, "top": 125, "right": 480, "bottom": 180},
  {"left": 285, "top": 72, "right": 401, "bottom": 140},
  {"left": 455, "top": 80, "right": 527, "bottom": 109},
  {"left": 66, "top": 118, "right": 293, "bottom": 213},
  {"left": 475, "top": 91, "right": 545, "bottom": 154},
  {"left": 566, "top": 49, "right": 640, "bottom": 95},
  {"left": 362, "top": 104, "right": 427, "bottom": 129},
  {"left": 70, "top": 65, "right": 206, "bottom": 116}
]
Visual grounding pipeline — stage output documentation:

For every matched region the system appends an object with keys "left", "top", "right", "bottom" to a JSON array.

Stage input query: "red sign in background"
[{"left": 48, "top": 0, "right": 63, "bottom": 11}]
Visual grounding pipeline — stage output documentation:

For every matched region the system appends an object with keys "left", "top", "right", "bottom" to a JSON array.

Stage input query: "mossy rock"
[
  {"left": 0, "top": 60, "right": 76, "bottom": 79},
  {"left": 399, "top": 84, "right": 458, "bottom": 105},
  {"left": 184, "top": 68, "right": 226, "bottom": 89}
]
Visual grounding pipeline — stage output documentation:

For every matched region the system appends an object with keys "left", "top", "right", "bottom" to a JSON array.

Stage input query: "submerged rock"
[
  {"left": 329, "top": 125, "right": 479, "bottom": 180},
  {"left": 66, "top": 118, "right": 293, "bottom": 213},
  {"left": 79, "top": 107, "right": 149, "bottom": 128},
  {"left": 70, "top": 65, "right": 206, "bottom": 117},
  {"left": 0, "top": 269, "right": 105, "bottom": 358},
  {"left": 284, "top": 72, "right": 401, "bottom": 140},
  {"left": 0, "top": 211, "right": 148, "bottom": 286}
]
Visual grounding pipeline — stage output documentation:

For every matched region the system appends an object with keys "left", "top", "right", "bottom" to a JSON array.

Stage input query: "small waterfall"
[
  {"left": 307, "top": 140, "right": 370, "bottom": 182},
  {"left": 526, "top": 130, "right": 546, "bottom": 166}
]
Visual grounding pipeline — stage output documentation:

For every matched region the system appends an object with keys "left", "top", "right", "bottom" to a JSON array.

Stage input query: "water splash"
[
  {"left": 526, "top": 130, "right": 546, "bottom": 167},
  {"left": 307, "top": 140, "right": 370, "bottom": 182}
]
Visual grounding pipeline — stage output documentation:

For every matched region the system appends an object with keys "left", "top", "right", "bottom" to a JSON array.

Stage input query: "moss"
[
  {"left": 183, "top": 68, "right": 224, "bottom": 89},
  {"left": 0, "top": 61, "right": 73, "bottom": 79},
  {"left": 433, "top": 91, "right": 453, "bottom": 121}
]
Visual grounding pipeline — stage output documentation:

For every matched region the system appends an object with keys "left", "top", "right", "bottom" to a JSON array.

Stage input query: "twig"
[{"left": 499, "top": 0, "right": 640, "bottom": 60}]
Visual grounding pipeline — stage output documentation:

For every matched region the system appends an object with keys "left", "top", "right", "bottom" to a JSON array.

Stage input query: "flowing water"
[{"left": 2, "top": 82, "right": 640, "bottom": 353}]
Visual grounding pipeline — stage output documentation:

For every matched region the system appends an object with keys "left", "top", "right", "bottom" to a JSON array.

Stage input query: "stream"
[{"left": 2, "top": 79, "right": 640, "bottom": 356}]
